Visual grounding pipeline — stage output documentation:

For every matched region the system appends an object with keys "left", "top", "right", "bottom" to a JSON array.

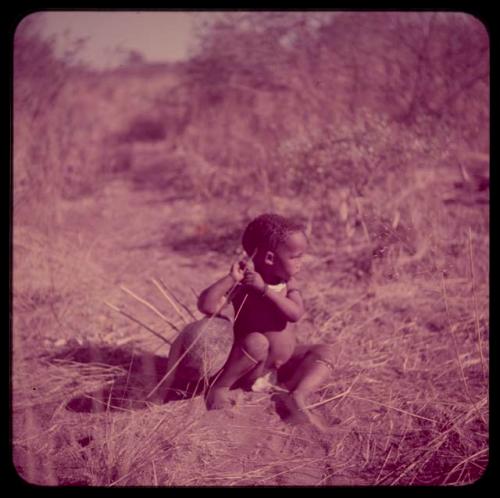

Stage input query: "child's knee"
[
  {"left": 242, "top": 333, "right": 269, "bottom": 363},
  {"left": 309, "top": 344, "right": 330, "bottom": 359},
  {"left": 268, "top": 338, "right": 296, "bottom": 369},
  {"left": 308, "top": 344, "right": 335, "bottom": 371}
]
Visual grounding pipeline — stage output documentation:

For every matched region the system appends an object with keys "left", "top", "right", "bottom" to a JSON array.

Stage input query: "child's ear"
[{"left": 264, "top": 251, "right": 275, "bottom": 265}]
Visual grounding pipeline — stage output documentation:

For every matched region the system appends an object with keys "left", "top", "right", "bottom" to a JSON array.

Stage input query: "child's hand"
[
  {"left": 230, "top": 261, "right": 246, "bottom": 282},
  {"left": 242, "top": 269, "right": 266, "bottom": 294}
]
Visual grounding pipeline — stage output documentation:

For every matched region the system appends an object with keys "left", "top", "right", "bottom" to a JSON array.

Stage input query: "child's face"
[{"left": 273, "top": 231, "right": 308, "bottom": 281}]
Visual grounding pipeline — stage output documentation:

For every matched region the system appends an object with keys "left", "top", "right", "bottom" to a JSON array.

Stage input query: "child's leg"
[
  {"left": 235, "top": 360, "right": 267, "bottom": 391},
  {"left": 276, "top": 345, "right": 336, "bottom": 432},
  {"left": 289, "top": 345, "right": 333, "bottom": 403},
  {"left": 264, "top": 330, "right": 297, "bottom": 370},
  {"left": 237, "top": 330, "right": 296, "bottom": 390},
  {"left": 206, "top": 332, "right": 269, "bottom": 409}
]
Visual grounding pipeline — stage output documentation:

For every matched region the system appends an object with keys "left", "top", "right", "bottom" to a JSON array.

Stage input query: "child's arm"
[
  {"left": 264, "top": 283, "right": 305, "bottom": 322},
  {"left": 197, "top": 261, "right": 245, "bottom": 316},
  {"left": 242, "top": 272, "right": 305, "bottom": 323}
]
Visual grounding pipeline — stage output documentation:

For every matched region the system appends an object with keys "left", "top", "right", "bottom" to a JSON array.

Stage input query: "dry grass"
[{"left": 12, "top": 188, "right": 489, "bottom": 485}]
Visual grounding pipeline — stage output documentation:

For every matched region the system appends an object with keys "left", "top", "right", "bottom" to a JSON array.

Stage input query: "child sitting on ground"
[{"left": 197, "top": 213, "right": 335, "bottom": 428}]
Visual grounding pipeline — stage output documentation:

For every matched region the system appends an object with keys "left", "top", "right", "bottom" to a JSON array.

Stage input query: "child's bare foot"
[
  {"left": 205, "top": 387, "right": 235, "bottom": 410},
  {"left": 274, "top": 391, "right": 336, "bottom": 433}
]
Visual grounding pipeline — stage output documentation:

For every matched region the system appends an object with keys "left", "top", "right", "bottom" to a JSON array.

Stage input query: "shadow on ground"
[
  {"left": 47, "top": 343, "right": 314, "bottom": 429},
  {"left": 47, "top": 343, "right": 207, "bottom": 413},
  {"left": 125, "top": 224, "right": 241, "bottom": 258}
]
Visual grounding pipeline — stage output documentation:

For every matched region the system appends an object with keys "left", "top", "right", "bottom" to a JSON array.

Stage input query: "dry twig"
[
  {"left": 120, "top": 285, "right": 180, "bottom": 332},
  {"left": 467, "top": 228, "right": 487, "bottom": 382},
  {"left": 151, "top": 277, "right": 189, "bottom": 323},
  {"left": 159, "top": 277, "right": 197, "bottom": 320},
  {"left": 104, "top": 301, "right": 172, "bottom": 346},
  {"left": 441, "top": 274, "right": 486, "bottom": 426}
]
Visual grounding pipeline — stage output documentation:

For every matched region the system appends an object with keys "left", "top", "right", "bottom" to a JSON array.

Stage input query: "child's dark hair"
[{"left": 242, "top": 213, "right": 304, "bottom": 257}]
